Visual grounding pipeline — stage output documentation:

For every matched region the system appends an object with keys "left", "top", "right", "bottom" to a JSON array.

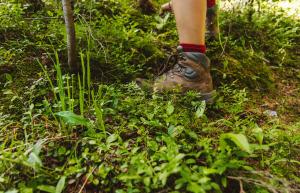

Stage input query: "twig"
[
  {"left": 77, "top": 14, "right": 108, "bottom": 64},
  {"left": 220, "top": 23, "right": 232, "bottom": 56},
  {"left": 23, "top": 17, "right": 63, "bottom": 20},
  {"left": 78, "top": 167, "right": 96, "bottom": 193},
  {"left": 238, "top": 179, "right": 246, "bottom": 193},
  {"left": 228, "top": 176, "right": 279, "bottom": 193}
]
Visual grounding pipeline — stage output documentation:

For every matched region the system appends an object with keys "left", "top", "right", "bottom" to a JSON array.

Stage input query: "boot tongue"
[{"left": 177, "top": 46, "right": 210, "bottom": 69}]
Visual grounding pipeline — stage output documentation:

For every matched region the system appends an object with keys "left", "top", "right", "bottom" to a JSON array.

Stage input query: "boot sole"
[
  {"left": 155, "top": 90, "right": 216, "bottom": 104},
  {"left": 200, "top": 91, "right": 216, "bottom": 104},
  {"left": 135, "top": 79, "right": 216, "bottom": 104}
]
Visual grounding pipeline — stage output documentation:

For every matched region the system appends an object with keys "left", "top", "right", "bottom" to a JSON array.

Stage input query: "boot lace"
[{"left": 157, "top": 52, "right": 187, "bottom": 76}]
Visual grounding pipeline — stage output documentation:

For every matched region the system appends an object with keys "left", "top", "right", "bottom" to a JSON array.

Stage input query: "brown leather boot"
[{"left": 152, "top": 46, "right": 214, "bottom": 101}]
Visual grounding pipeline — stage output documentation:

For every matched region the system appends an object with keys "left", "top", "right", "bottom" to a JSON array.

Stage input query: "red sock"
[
  {"left": 207, "top": 0, "right": 216, "bottom": 8},
  {"left": 180, "top": 43, "right": 206, "bottom": 54}
]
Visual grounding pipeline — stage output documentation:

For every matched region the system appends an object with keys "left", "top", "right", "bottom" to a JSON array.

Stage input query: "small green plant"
[{"left": 0, "top": 0, "right": 299, "bottom": 192}]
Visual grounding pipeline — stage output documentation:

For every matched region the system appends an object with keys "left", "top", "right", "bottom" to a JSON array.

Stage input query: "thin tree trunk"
[{"left": 62, "top": 0, "right": 77, "bottom": 72}]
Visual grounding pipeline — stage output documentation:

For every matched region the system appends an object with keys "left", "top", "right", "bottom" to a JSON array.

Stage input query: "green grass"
[
  {"left": 0, "top": 0, "right": 299, "bottom": 192},
  {"left": 0, "top": 75, "right": 299, "bottom": 192}
]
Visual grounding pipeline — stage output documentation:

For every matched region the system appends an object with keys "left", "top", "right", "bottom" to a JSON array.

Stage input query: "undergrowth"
[
  {"left": 1, "top": 61, "right": 299, "bottom": 192},
  {"left": 0, "top": 0, "right": 299, "bottom": 193}
]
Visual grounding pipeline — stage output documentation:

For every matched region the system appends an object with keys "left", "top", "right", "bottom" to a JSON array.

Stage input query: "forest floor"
[{"left": 0, "top": 0, "right": 299, "bottom": 193}]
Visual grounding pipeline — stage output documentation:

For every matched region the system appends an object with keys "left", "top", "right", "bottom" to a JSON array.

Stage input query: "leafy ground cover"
[{"left": 0, "top": 0, "right": 299, "bottom": 192}]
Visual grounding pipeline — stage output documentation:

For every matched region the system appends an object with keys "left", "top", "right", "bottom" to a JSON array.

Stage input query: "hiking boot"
[{"left": 152, "top": 46, "right": 214, "bottom": 101}]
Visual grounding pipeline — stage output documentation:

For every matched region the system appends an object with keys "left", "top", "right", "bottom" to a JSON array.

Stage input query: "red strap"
[{"left": 180, "top": 43, "right": 206, "bottom": 54}]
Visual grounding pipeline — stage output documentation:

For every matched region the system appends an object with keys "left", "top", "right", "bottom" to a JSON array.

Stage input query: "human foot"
[
  {"left": 154, "top": 46, "right": 213, "bottom": 93},
  {"left": 137, "top": 46, "right": 214, "bottom": 102}
]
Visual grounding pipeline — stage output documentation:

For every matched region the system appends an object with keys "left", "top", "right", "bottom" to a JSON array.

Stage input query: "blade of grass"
[
  {"left": 37, "top": 60, "right": 57, "bottom": 101},
  {"left": 86, "top": 50, "right": 91, "bottom": 106},
  {"left": 92, "top": 90, "right": 105, "bottom": 137},
  {"left": 54, "top": 52, "right": 66, "bottom": 111},
  {"left": 78, "top": 74, "right": 84, "bottom": 116}
]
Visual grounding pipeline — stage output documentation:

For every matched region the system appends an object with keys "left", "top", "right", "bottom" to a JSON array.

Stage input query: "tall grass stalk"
[
  {"left": 43, "top": 97, "right": 60, "bottom": 132},
  {"left": 78, "top": 74, "right": 84, "bottom": 116},
  {"left": 86, "top": 9, "right": 92, "bottom": 106},
  {"left": 78, "top": 13, "right": 93, "bottom": 106},
  {"left": 66, "top": 74, "right": 74, "bottom": 112},
  {"left": 54, "top": 52, "right": 66, "bottom": 111},
  {"left": 80, "top": 52, "right": 86, "bottom": 94},
  {"left": 92, "top": 89, "right": 105, "bottom": 137},
  {"left": 87, "top": 50, "right": 91, "bottom": 106},
  {"left": 37, "top": 60, "right": 57, "bottom": 101},
  {"left": 71, "top": 74, "right": 75, "bottom": 111}
]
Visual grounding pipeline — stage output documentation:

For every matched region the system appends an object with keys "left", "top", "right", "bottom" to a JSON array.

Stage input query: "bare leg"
[
  {"left": 153, "top": 0, "right": 213, "bottom": 97},
  {"left": 161, "top": 0, "right": 218, "bottom": 39},
  {"left": 172, "top": 0, "right": 207, "bottom": 45},
  {"left": 138, "top": 0, "right": 214, "bottom": 100}
]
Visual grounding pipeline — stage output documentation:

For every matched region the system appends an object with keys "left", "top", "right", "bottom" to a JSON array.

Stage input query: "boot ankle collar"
[{"left": 177, "top": 46, "right": 210, "bottom": 69}]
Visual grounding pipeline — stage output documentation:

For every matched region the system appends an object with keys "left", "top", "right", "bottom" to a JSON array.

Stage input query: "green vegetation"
[{"left": 0, "top": 0, "right": 299, "bottom": 192}]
